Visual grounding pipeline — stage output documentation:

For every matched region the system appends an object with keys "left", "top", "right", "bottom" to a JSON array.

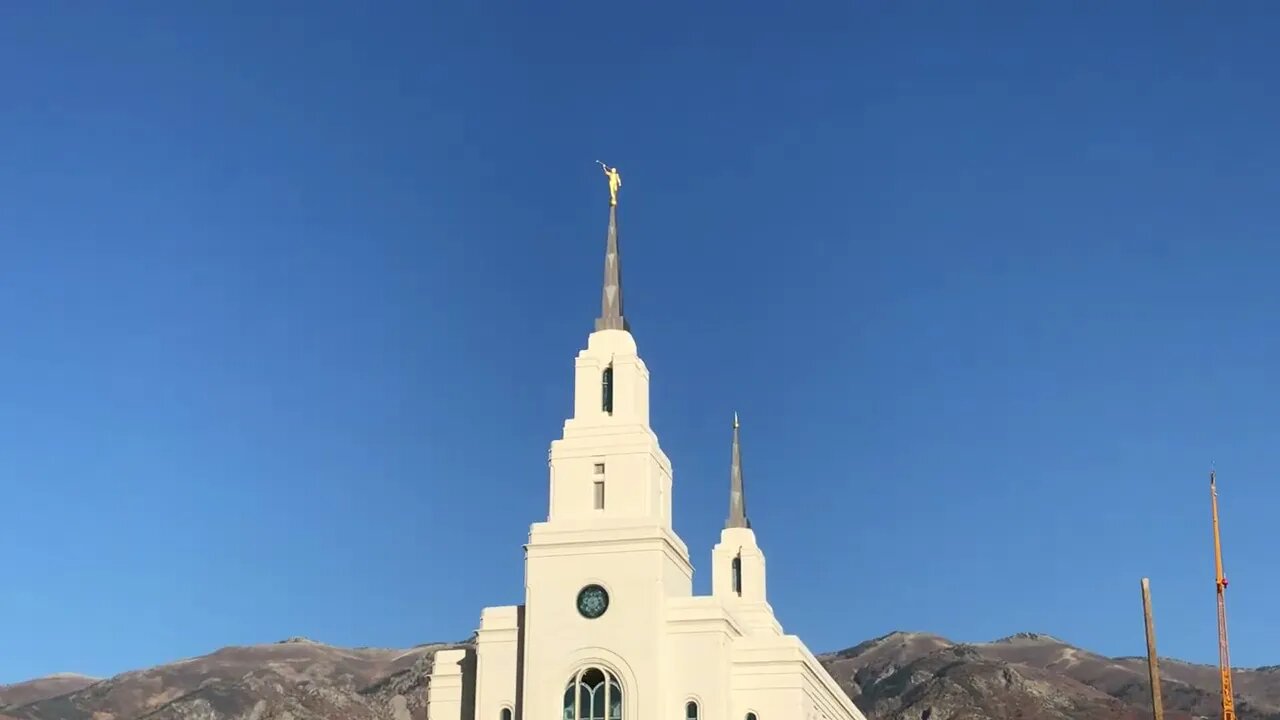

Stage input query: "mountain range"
[{"left": 3, "top": 631, "right": 1276, "bottom": 720}]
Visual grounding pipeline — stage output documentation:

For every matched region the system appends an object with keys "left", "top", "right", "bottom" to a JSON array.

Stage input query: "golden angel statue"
[{"left": 597, "top": 161, "right": 622, "bottom": 206}]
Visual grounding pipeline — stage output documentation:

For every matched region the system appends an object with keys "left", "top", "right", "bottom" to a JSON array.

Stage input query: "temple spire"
[
  {"left": 727, "top": 412, "right": 750, "bottom": 529},
  {"left": 594, "top": 162, "right": 628, "bottom": 332}
]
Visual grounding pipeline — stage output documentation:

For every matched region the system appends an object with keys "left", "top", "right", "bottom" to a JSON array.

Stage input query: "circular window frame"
[{"left": 576, "top": 583, "right": 611, "bottom": 619}]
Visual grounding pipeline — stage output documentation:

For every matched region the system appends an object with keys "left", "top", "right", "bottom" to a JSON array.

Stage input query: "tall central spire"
[
  {"left": 594, "top": 163, "right": 627, "bottom": 332},
  {"left": 727, "top": 412, "right": 750, "bottom": 529},
  {"left": 594, "top": 201, "right": 628, "bottom": 332}
]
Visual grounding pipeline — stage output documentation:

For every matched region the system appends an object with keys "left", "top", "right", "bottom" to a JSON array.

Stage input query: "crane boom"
[{"left": 1211, "top": 471, "right": 1235, "bottom": 720}]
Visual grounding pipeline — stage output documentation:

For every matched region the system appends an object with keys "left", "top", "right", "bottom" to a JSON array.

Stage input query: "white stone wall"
[
  {"left": 427, "top": 649, "right": 468, "bottom": 720},
  {"left": 439, "top": 324, "right": 868, "bottom": 720},
  {"left": 475, "top": 606, "right": 520, "bottom": 720}
]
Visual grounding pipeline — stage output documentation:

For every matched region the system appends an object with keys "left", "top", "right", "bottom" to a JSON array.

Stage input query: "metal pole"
[{"left": 1141, "top": 577, "right": 1165, "bottom": 720}]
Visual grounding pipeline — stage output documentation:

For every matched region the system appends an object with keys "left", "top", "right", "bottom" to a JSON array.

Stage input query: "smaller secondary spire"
[
  {"left": 726, "top": 412, "right": 750, "bottom": 529},
  {"left": 594, "top": 162, "right": 628, "bottom": 332}
]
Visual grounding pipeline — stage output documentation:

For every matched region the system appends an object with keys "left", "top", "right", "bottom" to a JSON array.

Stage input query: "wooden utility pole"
[{"left": 1141, "top": 577, "right": 1165, "bottom": 720}]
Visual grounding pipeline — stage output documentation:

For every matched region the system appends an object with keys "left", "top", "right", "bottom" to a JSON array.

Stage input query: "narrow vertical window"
[
  {"left": 601, "top": 365, "right": 614, "bottom": 414},
  {"left": 746, "top": 713, "right": 758, "bottom": 720},
  {"left": 685, "top": 701, "right": 699, "bottom": 720},
  {"left": 593, "top": 463, "right": 606, "bottom": 510},
  {"left": 732, "top": 554, "right": 743, "bottom": 595},
  {"left": 501, "top": 709, "right": 512, "bottom": 720}
]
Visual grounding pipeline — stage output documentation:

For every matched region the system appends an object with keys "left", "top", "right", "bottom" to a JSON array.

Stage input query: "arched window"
[
  {"left": 746, "top": 713, "right": 758, "bottom": 720},
  {"left": 500, "top": 709, "right": 512, "bottom": 720},
  {"left": 601, "top": 366, "right": 614, "bottom": 414},
  {"left": 731, "top": 555, "right": 743, "bottom": 595},
  {"left": 563, "top": 667, "right": 623, "bottom": 720},
  {"left": 685, "top": 701, "right": 699, "bottom": 720}
]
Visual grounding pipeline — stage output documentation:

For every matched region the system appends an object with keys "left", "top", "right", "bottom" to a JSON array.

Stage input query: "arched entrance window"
[{"left": 562, "top": 667, "right": 622, "bottom": 720}]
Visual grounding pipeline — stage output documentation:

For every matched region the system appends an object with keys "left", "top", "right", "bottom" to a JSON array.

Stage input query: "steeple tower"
[
  {"left": 712, "top": 413, "right": 778, "bottom": 633},
  {"left": 542, "top": 162, "right": 678, "bottom": 533},
  {"left": 727, "top": 412, "right": 750, "bottom": 529}
]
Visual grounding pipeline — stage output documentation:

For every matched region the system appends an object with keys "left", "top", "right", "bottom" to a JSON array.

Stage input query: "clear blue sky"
[{"left": 2, "top": 2, "right": 1276, "bottom": 684}]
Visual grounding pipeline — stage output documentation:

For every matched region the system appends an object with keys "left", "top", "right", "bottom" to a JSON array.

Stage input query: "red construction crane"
[{"left": 1210, "top": 471, "right": 1235, "bottom": 720}]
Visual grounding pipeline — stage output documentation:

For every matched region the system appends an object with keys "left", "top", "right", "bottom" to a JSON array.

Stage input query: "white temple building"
[{"left": 426, "top": 172, "right": 866, "bottom": 720}]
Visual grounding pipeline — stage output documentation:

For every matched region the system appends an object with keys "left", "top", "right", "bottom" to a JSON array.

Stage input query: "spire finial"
[
  {"left": 597, "top": 161, "right": 622, "bottom": 207},
  {"left": 727, "top": 413, "right": 750, "bottom": 529},
  {"left": 594, "top": 162, "right": 629, "bottom": 332}
]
